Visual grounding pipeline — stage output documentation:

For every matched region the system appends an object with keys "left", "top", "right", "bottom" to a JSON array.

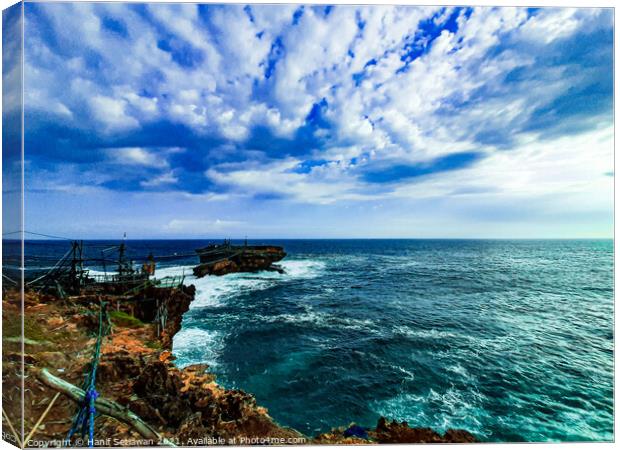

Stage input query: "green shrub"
[{"left": 109, "top": 310, "right": 145, "bottom": 328}]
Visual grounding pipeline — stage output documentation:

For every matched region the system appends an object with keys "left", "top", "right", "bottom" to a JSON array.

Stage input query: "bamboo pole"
[
  {"left": 2, "top": 407, "right": 22, "bottom": 447},
  {"left": 23, "top": 392, "right": 61, "bottom": 446},
  {"left": 35, "top": 369, "right": 175, "bottom": 447}
]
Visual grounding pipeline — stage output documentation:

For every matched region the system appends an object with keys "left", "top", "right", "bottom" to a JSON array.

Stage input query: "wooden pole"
[
  {"left": 23, "top": 392, "right": 61, "bottom": 445},
  {"left": 35, "top": 369, "right": 176, "bottom": 447},
  {"left": 2, "top": 407, "right": 22, "bottom": 447}
]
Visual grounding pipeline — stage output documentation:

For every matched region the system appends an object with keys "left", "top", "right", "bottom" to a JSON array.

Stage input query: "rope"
[
  {"left": 66, "top": 302, "right": 110, "bottom": 447},
  {"left": 151, "top": 253, "right": 197, "bottom": 260},
  {"left": 155, "top": 299, "right": 168, "bottom": 336},
  {"left": 26, "top": 247, "right": 74, "bottom": 286},
  {"left": 122, "top": 279, "right": 153, "bottom": 296},
  {"left": 24, "top": 231, "right": 74, "bottom": 240},
  {"left": 2, "top": 273, "right": 18, "bottom": 285}
]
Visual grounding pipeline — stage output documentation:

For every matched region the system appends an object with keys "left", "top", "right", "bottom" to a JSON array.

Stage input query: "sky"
[
  {"left": 2, "top": 2, "right": 22, "bottom": 235},
  {"left": 11, "top": 3, "right": 615, "bottom": 238}
]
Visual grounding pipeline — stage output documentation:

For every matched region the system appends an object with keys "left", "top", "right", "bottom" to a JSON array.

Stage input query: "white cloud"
[
  {"left": 3, "top": 8, "right": 22, "bottom": 117},
  {"left": 140, "top": 171, "right": 179, "bottom": 188},
  {"left": 165, "top": 218, "right": 245, "bottom": 234},
  {"left": 206, "top": 158, "right": 378, "bottom": 204},
  {"left": 391, "top": 126, "right": 614, "bottom": 206},
  {"left": 516, "top": 8, "right": 605, "bottom": 45},
  {"left": 24, "top": 2, "right": 612, "bottom": 237},
  {"left": 89, "top": 95, "right": 139, "bottom": 131},
  {"left": 26, "top": 4, "right": 608, "bottom": 154},
  {"left": 202, "top": 123, "right": 613, "bottom": 212},
  {"left": 108, "top": 147, "right": 168, "bottom": 168}
]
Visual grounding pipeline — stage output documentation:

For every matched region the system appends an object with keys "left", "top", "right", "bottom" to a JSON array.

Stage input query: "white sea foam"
[
  {"left": 155, "top": 265, "right": 195, "bottom": 278},
  {"left": 183, "top": 259, "right": 326, "bottom": 309},
  {"left": 171, "top": 259, "right": 326, "bottom": 365},
  {"left": 391, "top": 325, "right": 462, "bottom": 340},
  {"left": 446, "top": 363, "right": 472, "bottom": 380},
  {"left": 88, "top": 259, "right": 324, "bottom": 310},
  {"left": 279, "top": 259, "right": 325, "bottom": 278},
  {"left": 373, "top": 386, "right": 489, "bottom": 436},
  {"left": 172, "top": 327, "right": 222, "bottom": 368},
  {"left": 85, "top": 268, "right": 114, "bottom": 276},
  {"left": 258, "top": 308, "right": 376, "bottom": 332}
]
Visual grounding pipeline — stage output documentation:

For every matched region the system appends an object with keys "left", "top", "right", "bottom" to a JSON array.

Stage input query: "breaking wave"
[
  {"left": 172, "top": 327, "right": 222, "bottom": 369},
  {"left": 171, "top": 259, "right": 327, "bottom": 365},
  {"left": 163, "top": 240, "right": 612, "bottom": 442},
  {"left": 180, "top": 259, "right": 325, "bottom": 308}
]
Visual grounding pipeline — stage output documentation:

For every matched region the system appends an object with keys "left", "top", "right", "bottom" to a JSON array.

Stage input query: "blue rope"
[
  {"left": 87, "top": 388, "right": 99, "bottom": 446},
  {"left": 67, "top": 303, "right": 109, "bottom": 447}
]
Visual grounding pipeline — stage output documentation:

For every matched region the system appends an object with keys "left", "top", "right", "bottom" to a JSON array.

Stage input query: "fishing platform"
[
  {"left": 8, "top": 235, "right": 286, "bottom": 298},
  {"left": 19, "top": 240, "right": 186, "bottom": 298},
  {"left": 193, "top": 239, "right": 287, "bottom": 277}
]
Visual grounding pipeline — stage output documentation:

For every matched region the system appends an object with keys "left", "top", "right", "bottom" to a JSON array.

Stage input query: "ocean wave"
[
  {"left": 172, "top": 259, "right": 327, "bottom": 365},
  {"left": 373, "top": 386, "right": 489, "bottom": 437},
  {"left": 446, "top": 363, "right": 472, "bottom": 381},
  {"left": 155, "top": 265, "right": 195, "bottom": 278},
  {"left": 391, "top": 325, "right": 463, "bottom": 341},
  {"left": 186, "top": 259, "right": 326, "bottom": 308},
  {"left": 256, "top": 308, "right": 376, "bottom": 331},
  {"left": 279, "top": 259, "right": 326, "bottom": 278},
  {"left": 85, "top": 267, "right": 114, "bottom": 276},
  {"left": 172, "top": 327, "right": 222, "bottom": 368}
]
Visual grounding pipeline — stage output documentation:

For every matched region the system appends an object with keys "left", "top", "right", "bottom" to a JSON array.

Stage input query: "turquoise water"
[{"left": 165, "top": 240, "right": 611, "bottom": 441}]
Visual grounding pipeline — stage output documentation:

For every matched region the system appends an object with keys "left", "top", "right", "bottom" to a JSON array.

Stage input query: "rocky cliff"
[{"left": 2, "top": 284, "right": 476, "bottom": 447}]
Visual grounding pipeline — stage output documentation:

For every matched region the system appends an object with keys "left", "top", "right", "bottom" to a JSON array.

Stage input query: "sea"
[{"left": 19, "top": 239, "right": 614, "bottom": 442}]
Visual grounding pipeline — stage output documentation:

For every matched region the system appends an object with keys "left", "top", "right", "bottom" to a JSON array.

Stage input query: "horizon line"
[{"left": 5, "top": 236, "right": 615, "bottom": 241}]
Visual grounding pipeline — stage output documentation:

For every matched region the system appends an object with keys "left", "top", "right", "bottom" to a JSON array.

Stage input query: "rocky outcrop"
[
  {"left": 193, "top": 260, "right": 285, "bottom": 277},
  {"left": 131, "top": 360, "right": 191, "bottom": 427},
  {"left": 10, "top": 284, "right": 478, "bottom": 447},
  {"left": 193, "top": 246, "right": 286, "bottom": 278},
  {"left": 315, "top": 418, "right": 476, "bottom": 444},
  {"left": 132, "top": 285, "right": 196, "bottom": 349},
  {"left": 128, "top": 358, "right": 302, "bottom": 443},
  {"left": 373, "top": 417, "right": 476, "bottom": 443}
]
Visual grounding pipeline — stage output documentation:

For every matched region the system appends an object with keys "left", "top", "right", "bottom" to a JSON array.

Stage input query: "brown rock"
[
  {"left": 96, "top": 351, "right": 144, "bottom": 382},
  {"left": 133, "top": 361, "right": 192, "bottom": 427},
  {"left": 177, "top": 412, "right": 215, "bottom": 445},
  {"left": 443, "top": 428, "right": 478, "bottom": 443},
  {"left": 371, "top": 417, "right": 477, "bottom": 443},
  {"left": 218, "top": 389, "right": 257, "bottom": 422},
  {"left": 134, "top": 361, "right": 182, "bottom": 396},
  {"left": 128, "top": 398, "right": 162, "bottom": 424},
  {"left": 159, "top": 350, "right": 173, "bottom": 362}
]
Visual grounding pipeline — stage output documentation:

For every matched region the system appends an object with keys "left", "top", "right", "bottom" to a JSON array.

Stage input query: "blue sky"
[
  {"left": 16, "top": 3, "right": 614, "bottom": 238},
  {"left": 2, "top": 2, "right": 22, "bottom": 235}
]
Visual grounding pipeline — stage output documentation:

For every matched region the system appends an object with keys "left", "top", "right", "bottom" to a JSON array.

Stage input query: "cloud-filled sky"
[{"left": 16, "top": 3, "right": 614, "bottom": 238}]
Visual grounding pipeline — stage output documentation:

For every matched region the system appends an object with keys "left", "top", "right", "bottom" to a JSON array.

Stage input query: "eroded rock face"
[
  {"left": 177, "top": 412, "right": 212, "bottom": 442},
  {"left": 132, "top": 361, "right": 191, "bottom": 427},
  {"left": 315, "top": 418, "right": 477, "bottom": 444},
  {"left": 97, "top": 351, "right": 144, "bottom": 383},
  {"left": 130, "top": 359, "right": 302, "bottom": 442},
  {"left": 372, "top": 417, "right": 476, "bottom": 443},
  {"left": 131, "top": 285, "right": 196, "bottom": 349},
  {"left": 161, "top": 285, "right": 196, "bottom": 349},
  {"left": 193, "top": 246, "right": 286, "bottom": 278}
]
